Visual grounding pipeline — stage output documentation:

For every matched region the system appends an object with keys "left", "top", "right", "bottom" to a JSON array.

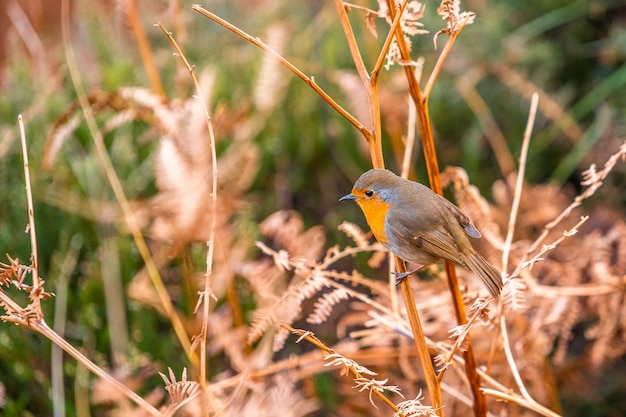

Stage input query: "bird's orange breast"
[{"left": 356, "top": 197, "right": 391, "bottom": 245}]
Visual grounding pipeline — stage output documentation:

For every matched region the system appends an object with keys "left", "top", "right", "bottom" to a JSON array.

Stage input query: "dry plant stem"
[
  {"left": 370, "top": 1, "right": 409, "bottom": 87},
  {"left": 125, "top": 0, "right": 165, "bottom": 97},
  {"left": 334, "top": 0, "right": 409, "bottom": 168},
  {"left": 18, "top": 115, "right": 42, "bottom": 308},
  {"left": 499, "top": 315, "right": 532, "bottom": 399},
  {"left": 192, "top": 5, "right": 374, "bottom": 145},
  {"left": 385, "top": 1, "right": 486, "bottom": 414},
  {"left": 497, "top": 95, "right": 540, "bottom": 406},
  {"left": 502, "top": 99, "right": 578, "bottom": 414},
  {"left": 61, "top": 0, "right": 194, "bottom": 361},
  {"left": 436, "top": 339, "right": 560, "bottom": 417},
  {"left": 423, "top": 14, "right": 471, "bottom": 99},
  {"left": 332, "top": 1, "right": 369, "bottom": 88},
  {"left": 502, "top": 93, "right": 539, "bottom": 273},
  {"left": 1, "top": 252, "right": 156, "bottom": 412},
  {"left": 39, "top": 318, "right": 162, "bottom": 416},
  {"left": 481, "top": 388, "right": 561, "bottom": 417},
  {"left": 396, "top": 261, "right": 443, "bottom": 413},
  {"left": 280, "top": 324, "right": 401, "bottom": 414},
  {"left": 522, "top": 140, "right": 626, "bottom": 264},
  {"left": 333, "top": 0, "right": 384, "bottom": 167},
  {"left": 156, "top": 22, "right": 218, "bottom": 390}
]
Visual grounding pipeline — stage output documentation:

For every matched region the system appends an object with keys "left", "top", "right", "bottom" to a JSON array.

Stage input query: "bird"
[{"left": 339, "top": 169, "right": 502, "bottom": 298}]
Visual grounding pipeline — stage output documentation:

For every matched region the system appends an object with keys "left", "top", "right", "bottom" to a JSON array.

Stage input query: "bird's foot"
[
  {"left": 392, "top": 271, "right": 412, "bottom": 286},
  {"left": 392, "top": 266, "right": 425, "bottom": 286}
]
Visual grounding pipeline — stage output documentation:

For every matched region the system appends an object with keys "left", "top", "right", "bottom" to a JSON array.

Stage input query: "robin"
[{"left": 340, "top": 169, "right": 502, "bottom": 298}]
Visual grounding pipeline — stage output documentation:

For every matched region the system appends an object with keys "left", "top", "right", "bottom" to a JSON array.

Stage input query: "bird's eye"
[{"left": 364, "top": 190, "right": 374, "bottom": 197}]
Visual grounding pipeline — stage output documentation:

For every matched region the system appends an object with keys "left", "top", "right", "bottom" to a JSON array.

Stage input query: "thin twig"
[
  {"left": 333, "top": 0, "right": 384, "bottom": 168},
  {"left": 396, "top": 260, "right": 443, "bottom": 413},
  {"left": 192, "top": 4, "right": 373, "bottom": 145},
  {"left": 423, "top": 13, "right": 473, "bottom": 99},
  {"left": 156, "top": 22, "right": 218, "bottom": 390},
  {"left": 370, "top": 0, "right": 410, "bottom": 86},
  {"left": 499, "top": 314, "right": 532, "bottom": 399},
  {"left": 502, "top": 93, "right": 539, "bottom": 273},
  {"left": 333, "top": 0, "right": 369, "bottom": 87},
  {"left": 18, "top": 115, "right": 42, "bottom": 308}
]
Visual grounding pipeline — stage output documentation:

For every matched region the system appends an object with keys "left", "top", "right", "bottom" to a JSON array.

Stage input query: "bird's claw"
[
  {"left": 392, "top": 266, "right": 426, "bottom": 286},
  {"left": 392, "top": 271, "right": 412, "bottom": 286}
]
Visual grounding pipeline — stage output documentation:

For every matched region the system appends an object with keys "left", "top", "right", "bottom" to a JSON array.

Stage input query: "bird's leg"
[{"left": 392, "top": 265, "right": 426, "bottom": 286}]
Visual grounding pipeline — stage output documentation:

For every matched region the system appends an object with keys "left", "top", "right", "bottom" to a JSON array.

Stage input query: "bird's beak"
[{"left": 339, "top": 193, "right": 355, "bottom": 202}]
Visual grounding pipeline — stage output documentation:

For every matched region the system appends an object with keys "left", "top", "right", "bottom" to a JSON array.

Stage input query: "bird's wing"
[
  {"left": 436, "top": 194, "right": 481, "bottom": 238},
  {"left": 387, "top": 209, "right": 466, "bottom": 266}
]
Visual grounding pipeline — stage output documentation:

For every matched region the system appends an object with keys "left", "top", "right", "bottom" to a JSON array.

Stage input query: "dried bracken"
[
  {"left": 3, "top": 2, "right": 626, "bottom": 416},
  {"left": 159, "top": 368, "right": 200, "bottom": 405},
  {"left": 383, "top": 1, "right": 428, "bottom": 68},
  {"left": 395, "top": 391, "right": 440, "bottom": 417},
  {"left": 434, "top": 0, "right": 475, "bottom": 46}
]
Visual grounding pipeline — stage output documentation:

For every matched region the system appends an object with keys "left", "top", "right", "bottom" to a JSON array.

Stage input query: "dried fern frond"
[
  {"left": 307, "top": 288, "right": 351, "bottom": 324},
  {"left": 338, "top": 221, "right": 371, "bottom": 249},
  {"left": 434, "top": 0, "right": 475, "bottom": 46},
  {"left": 0, "top": 255, "right": 29, "bottom": 287},
  {"left": 159, "top": 367, "right": 200, "bottom": 405},
  {"left": 395, "top": 391, "right": 440, "bottom": 417}
]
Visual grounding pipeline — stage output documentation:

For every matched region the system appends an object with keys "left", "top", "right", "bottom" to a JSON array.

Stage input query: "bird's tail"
[{"left": 463, "top": 253, "right": 503, "bottom": 298}]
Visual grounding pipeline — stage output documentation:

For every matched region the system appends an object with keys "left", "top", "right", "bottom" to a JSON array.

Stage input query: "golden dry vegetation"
[{"left": 1, "top": 1, "right": 625, "bottom": 416}]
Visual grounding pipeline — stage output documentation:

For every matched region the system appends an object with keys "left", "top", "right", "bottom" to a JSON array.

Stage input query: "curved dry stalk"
[
  {"left": 499, "top": 314, "right": 532, "bottom": 399},
  {"left": 18, "top": 115, "right": 42, "bottom": 310},
  {"left": 192, "top": 5, "right": 374, "bottom": 145},
  {"left": 156, "top": 22, "right": 218, "bottom": 390},
  {"left": 501, "top": 93, "right": 539, "bottom": 273},
  {"left": 60, "top": 0, "right": 194, "bottom": 362}
]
